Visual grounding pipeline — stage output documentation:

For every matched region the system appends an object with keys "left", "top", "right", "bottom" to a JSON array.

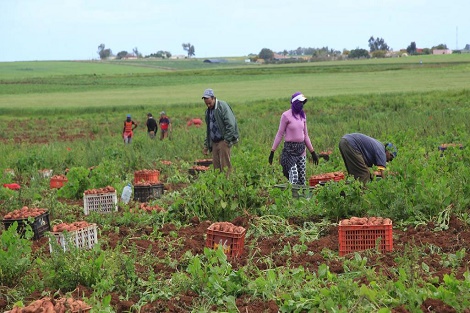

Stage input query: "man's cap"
[
  {"left": 291, "top": 92, "right": 307, "bottom": 104},
  {"left": 127, "top": 114, "right": 131, "bottom": 118},
  {"left": 160, "top": 111, "right": 166, "bottom": 115},
  {"left": 202, "top": 88, "right": 215, "bottom": 99},
  {"left": 147, "top": 113, "right": 152, "bottom": 117},
  {"left": 385, "top": 143, "right": 398, "bottom": 158}
]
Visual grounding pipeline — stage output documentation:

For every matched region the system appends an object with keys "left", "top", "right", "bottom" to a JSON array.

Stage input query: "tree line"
[
  {"left": 97, "top": 37, "right": 451, "bottom": 61},
  {"left": 97, "top": 43, "right": 195, "bottom": 60}
]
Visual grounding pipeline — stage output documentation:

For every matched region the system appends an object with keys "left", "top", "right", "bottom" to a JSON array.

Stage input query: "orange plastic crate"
[
  {"left": 133, "top": 170, "right": 160, "bottom": 184},
  {"left": 50, "top": 177, "right": 68, "bottom": 189},
  {"left": 205, "top": 227, "right": 246, "bottom": 257},
  {"left": 338, "top": 222, "right": 393, "bottom": 256}
]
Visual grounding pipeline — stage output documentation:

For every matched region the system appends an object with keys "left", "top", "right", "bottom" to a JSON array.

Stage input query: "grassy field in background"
[{"left": 0, "top": 54, "right": 469, "bottom": 115}]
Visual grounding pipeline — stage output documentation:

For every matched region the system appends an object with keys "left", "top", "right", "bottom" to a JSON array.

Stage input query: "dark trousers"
[{"left": 339, "top": 138, "right": 372, "bottom": 184}]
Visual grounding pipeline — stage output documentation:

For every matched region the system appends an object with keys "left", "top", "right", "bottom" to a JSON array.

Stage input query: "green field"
[
  {"left": 1, "top": 54, "right": 470, "bottom": 113},
  {"left": 1, "top": 55, "right": 470, "bottom": 312}
]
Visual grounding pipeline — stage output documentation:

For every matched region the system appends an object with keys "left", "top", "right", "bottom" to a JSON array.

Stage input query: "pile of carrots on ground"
[
  {"left": 340, "top": 216, "right": 392, "bottom": 226},
  {"left": 208, "top": 222, "right": 245, "bottom": 234},
  {"left": 83, "top": 186, "right": 115, "bottom": 195},
  {"left": 6, "top": 297, "right": 91, "bottom": 313},
  {"left": 130, "top": 202, "right": 166, "bottom": 213},
  {"left": 52, "top": 221, "right": 91, "bottom": 232},
  {"left": 3, "top": 207, "right": 47, "bottom": 220}
]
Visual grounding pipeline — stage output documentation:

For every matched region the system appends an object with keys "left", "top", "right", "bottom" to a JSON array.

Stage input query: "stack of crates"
[{"left": 133, "top": 169, "right": 163, "bottom": 202}]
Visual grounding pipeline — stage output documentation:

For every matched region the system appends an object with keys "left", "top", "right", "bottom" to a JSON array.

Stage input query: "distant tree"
[
  {"left": 146, "top": 51, "right": 172, "bottom": 58},
  {"left": 422, "top": 48, "right": 431, "bottom": 55},
  {"left": 432, "top": 43, "right": 448, "bottom": 50},
  {"left": 283, "top": 50, "right": 288, "bottom": 57},
  {"left": 182, "top": 43, "right": 195, "bottom": 58},
  {"left": 258, "top": 48, "right": 274, "bottom": 61},
  {"left": 368, "top": 36, "right": 391, "bottom": 52},
  {"left": 97, "top": 43, "right": 112, "bottom": 60},
  {"left": 406, "top": 42, "right": 417, "bottom": 55},
  {"left": 116, "top": 51, "right": 128, "bottom": 60},
  {"left": 157, "top": 51, "right": 172, "bottom": 58},
  {"left": 133, "top": 47, "right": 142, "bottom": 58},
  {"left": 348, "top": 48, "right": 370, "bottom": 59}
]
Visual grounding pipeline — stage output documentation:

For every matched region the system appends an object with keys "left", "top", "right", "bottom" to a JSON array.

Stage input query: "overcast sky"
[{"left": 1, "top": 0, "right": 469, "bottom": 62}]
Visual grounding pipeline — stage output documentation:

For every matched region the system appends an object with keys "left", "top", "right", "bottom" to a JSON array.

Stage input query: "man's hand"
[
  {"left": 311, "top": 151, "right": 319, "bottom": 165},
  {"left": 203, "top": 147, "right": 209, "bottom": 155},
  {"left": 268, "top": 151, "right": 274, "bottom": 165}
]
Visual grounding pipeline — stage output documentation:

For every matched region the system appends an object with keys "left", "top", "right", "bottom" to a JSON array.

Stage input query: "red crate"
[
  {"left": 50, "top": 177, "right": 68, "bottom": 189},
  {"left": 338, "top": 221, "right": 393, "bottom": 256},
  {"left": 134, "top": 170, "right": 160, "bottom": 184},
  {"left": 206, "top": 226, "right": 246, "bottom": 257}
]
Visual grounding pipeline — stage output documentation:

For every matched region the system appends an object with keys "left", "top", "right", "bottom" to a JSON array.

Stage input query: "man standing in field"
[
  {"left": 146, "top": 113, "right": 158, "bottom": 139},
  {"left": 159, "top": 111, "right": 171, "bottom": 140},
  {"left": 339, "top": 133, "right": 397, "bottom": 184},
  {"left": 202, "top": 88, "right": 239, "bottom": 173},
  {"left": 122, "top": 114, "right": 138, "bottom": 144}
]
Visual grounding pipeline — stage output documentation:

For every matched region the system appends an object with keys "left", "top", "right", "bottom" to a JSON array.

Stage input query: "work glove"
[
  {"left": 311, "top": 151, "right": 319, "bottom": 165},
  {"left": 268, "top": 151, "right": 274, "bottom": 165}
]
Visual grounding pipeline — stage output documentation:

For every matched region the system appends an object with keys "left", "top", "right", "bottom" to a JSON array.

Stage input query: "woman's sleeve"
[{"left": 271, "top": 114, "right": 287, "bottom": 151}]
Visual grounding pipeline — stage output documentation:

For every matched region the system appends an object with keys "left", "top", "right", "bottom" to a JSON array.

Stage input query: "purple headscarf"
[{"left": 290, "top": 92, "right": 307, "bottom": 119}]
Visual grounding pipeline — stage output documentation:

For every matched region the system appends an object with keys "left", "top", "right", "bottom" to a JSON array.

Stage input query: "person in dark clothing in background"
[{"left": 146, "top": 113, "right": 158, "bottom": 139}]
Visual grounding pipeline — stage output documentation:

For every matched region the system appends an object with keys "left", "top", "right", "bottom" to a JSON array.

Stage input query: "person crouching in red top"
[
  {"left": 123, "top": 114, "right": 138, "bottom": 144},
  {"left": 159, "top": 111, "right": 171, "bottom": 140}
]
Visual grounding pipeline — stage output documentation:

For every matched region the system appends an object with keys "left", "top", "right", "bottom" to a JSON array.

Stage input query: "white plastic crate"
[
  {"left": 83, "top": 191, "right": 118, "bottom": 215},
  {"left": 49, "top": 223, "right": 98, "bottom": 253}
]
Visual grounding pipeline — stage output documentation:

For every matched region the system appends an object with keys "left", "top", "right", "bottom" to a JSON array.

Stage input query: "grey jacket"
[{"left": 204, "top": 99, "right": 239, "bottom": 151}]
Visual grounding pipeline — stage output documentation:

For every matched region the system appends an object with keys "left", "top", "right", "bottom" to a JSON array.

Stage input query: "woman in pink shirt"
[{"left": 269, "top": 92, "right": 319, "bottom": 185}]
